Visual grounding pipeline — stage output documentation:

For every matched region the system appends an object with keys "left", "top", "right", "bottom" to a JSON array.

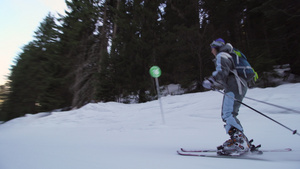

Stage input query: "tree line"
[{"left": 0, "top": 0, "right": 299, "bottom": 121}]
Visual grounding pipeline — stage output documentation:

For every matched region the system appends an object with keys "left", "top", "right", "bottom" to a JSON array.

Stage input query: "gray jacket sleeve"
[{"left": 212, "top": 52, "right": 234, "bottom": 87}]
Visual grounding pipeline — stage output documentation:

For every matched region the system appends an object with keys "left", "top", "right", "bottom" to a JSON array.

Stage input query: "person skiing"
[{"left": 202, "top": 38, "right": 250, "bottom": 155}]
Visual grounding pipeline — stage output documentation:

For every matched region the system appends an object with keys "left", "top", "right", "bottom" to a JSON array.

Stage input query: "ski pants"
[{"left": 221, "top": 78, "right": 247, "bottom": 134}]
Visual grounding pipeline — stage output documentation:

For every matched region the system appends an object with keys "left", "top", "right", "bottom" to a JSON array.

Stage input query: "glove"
[{"left": 202, "top": 77, "right": 216, "bottom": 90}]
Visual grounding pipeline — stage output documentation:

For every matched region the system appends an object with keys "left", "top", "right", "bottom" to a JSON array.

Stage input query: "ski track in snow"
[{"left": 0, "top": 83, "right": 300, "bottom": 169}]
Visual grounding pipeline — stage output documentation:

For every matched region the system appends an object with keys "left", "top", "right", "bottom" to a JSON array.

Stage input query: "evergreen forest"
[{"left": 0, "top": 0, "right": 299, "bottom": 121}]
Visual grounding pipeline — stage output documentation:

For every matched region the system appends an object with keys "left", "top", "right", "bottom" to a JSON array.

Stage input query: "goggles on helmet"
[{"left": 210, "top": 40, "right": 225, "bottom": 48}]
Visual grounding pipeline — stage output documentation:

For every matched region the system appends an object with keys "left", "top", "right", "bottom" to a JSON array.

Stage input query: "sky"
[{"left": 0, "top": 0, "right": 68, "bottom": 85}]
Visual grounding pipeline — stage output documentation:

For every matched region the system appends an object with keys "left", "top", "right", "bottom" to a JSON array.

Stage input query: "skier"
[{"left": 202, "top": 38, "right": 250, "bottom": 155}]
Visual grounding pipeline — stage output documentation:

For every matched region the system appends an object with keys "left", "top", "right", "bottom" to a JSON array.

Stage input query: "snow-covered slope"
[{"left": 0, "top": 84, "right": 300, "bottom": 169}]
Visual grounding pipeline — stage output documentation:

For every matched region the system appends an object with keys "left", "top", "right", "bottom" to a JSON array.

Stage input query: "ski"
[
  {"left": 177, "top": 151, "right": 266, "bottom": 161},
  {"left": 180, "top": 147, "right": 292, "bottom": 153},
  {"left": 256, "top": 148, "right": 292, "bottom": 152},
  {"left": 180, "top": 148, "right": 215, "bottom": 153}
]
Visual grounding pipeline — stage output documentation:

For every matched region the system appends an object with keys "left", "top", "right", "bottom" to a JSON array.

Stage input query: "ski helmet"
[{"left": 210, "top": 38, "right": 225, "bottom": 48}]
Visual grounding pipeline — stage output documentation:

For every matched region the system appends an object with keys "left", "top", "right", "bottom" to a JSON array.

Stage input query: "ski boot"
[{"left": 217, "top": 127, "right": 250, "bottom": 156}]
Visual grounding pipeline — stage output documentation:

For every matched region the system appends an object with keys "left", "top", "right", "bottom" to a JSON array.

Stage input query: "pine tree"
[
  {"left": 243, "top": 0, "right": 300, "bottom": 86},
  {"left": 95, "top": 0, "right": 120, "bottom": 102},
  {"left": 34, "top": 13, "right": 72, "bottom": 112},
  {"left": 0, "top": 83, "right": 9, "bottom": 121},
  {"left": 59, "top": 0, "right": 103, "bottom": 107},
  {"left": 99, "top": 0, "right": 163, "bottom": 103},
  {"left": 159, "top": 0, "right": 201, "bottom": 89},
  {"left": 3, "top": 43, "right": 42, "bottom": 120},
  {"left": 1, "top": 14, "right": 66, "bottom": 120}
]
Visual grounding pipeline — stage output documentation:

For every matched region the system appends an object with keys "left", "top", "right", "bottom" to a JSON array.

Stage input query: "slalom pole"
[
  {"left": 149, "top": 66, "right": 165, "bottom": 124},
  {"left": 155, "top": 77, "right": 165, "bottom": 124},
  {"left": 216, "top": 89, "right": 300, "bottom": 136}
]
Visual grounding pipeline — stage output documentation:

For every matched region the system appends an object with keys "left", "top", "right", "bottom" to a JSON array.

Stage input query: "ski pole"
[
  {"left": 210, "top": 77, "right": 300, "bottom": 114},
  {"left": 216, "top": 89, "right": 300, "bottom": 136},
  {"left": 244, "top": 96, "right": 300, "bottom": 114}
]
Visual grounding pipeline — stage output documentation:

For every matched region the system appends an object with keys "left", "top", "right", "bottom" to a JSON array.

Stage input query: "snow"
[{"left": 0, "top": 83, "right": 300, "bottom": 169}]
